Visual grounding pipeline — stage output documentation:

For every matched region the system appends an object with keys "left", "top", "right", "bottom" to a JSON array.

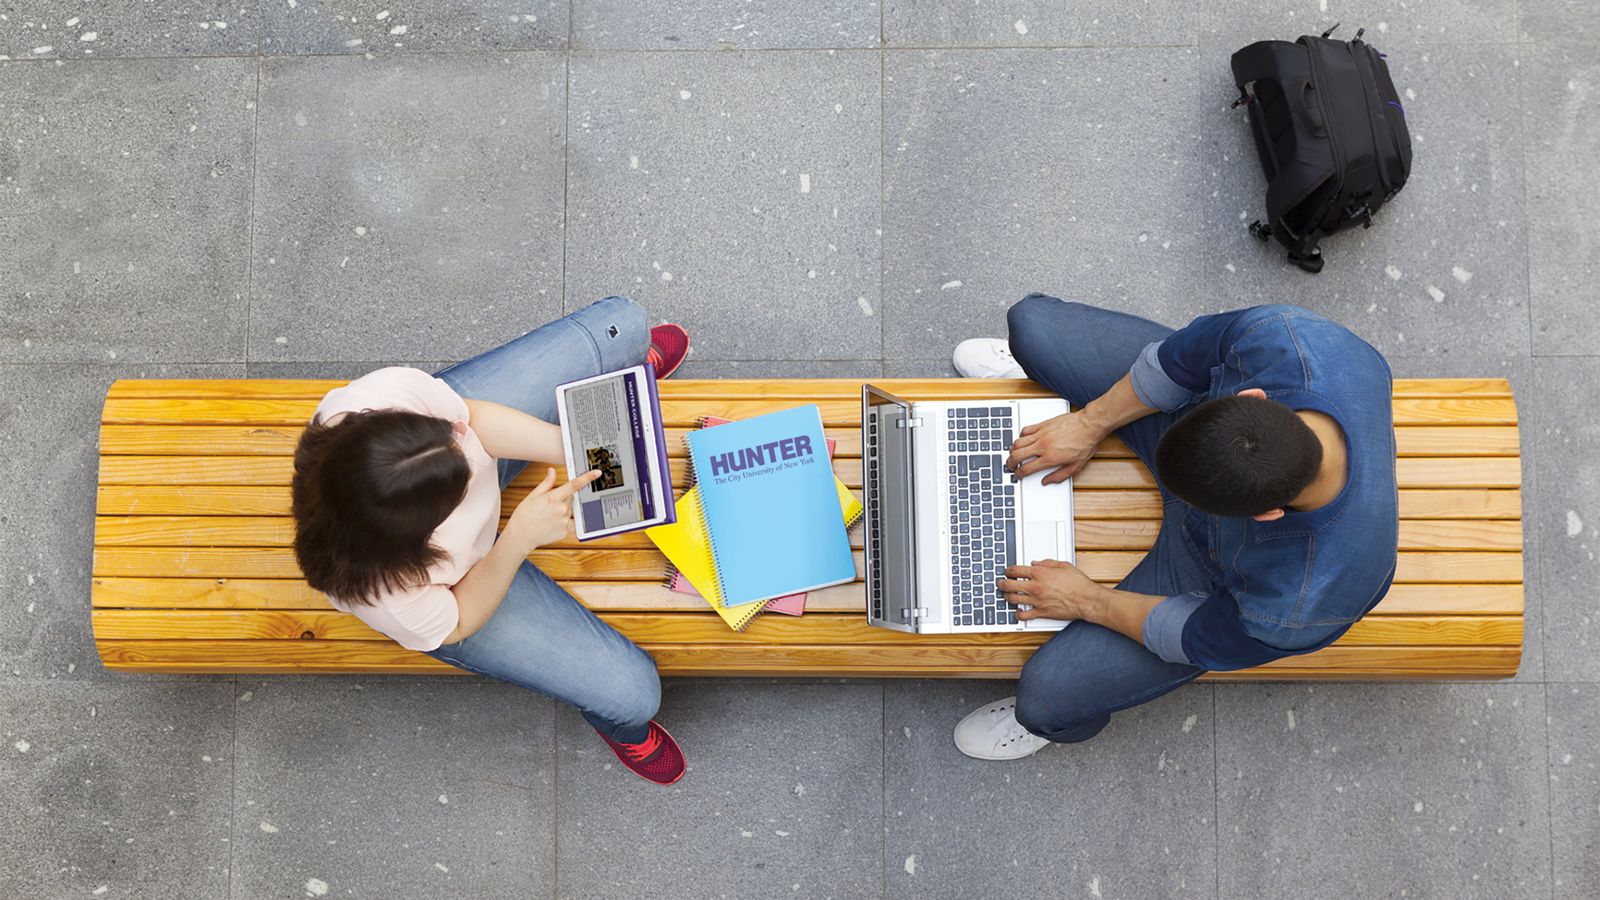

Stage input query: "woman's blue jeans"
[{"left": 425, "top": 296, "right": 658, "bottom": 744}]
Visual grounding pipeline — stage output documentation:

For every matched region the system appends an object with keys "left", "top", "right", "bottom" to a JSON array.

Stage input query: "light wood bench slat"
[
  {"left": 93, "top": 453, "right": 1525, "bottom": 491},
  {"left": 93, "top": 377, "right": 1523, "bottom": 680},
  {"left": 92, "top": 514, "right": 1527, "bottom": 553},
  {"left": 92, "top": 545, "right": 1524, "bottom": 584},
  {"left": 99, "top": 423, "right": 1521, "bottom": 459},
  {"left": 102, "top": 395, "right": 1519, "bottom": 428},
  {"left": 90, "top": 578, "right": 1524, "bottom": 617},
  {"left": 103, "top": 377, "right": 1516, "bottom": 401},
  {"left": 91, "top": 608, "right": 1522, "bottom": 649},
  {"left": 97, "top": 484, "right": 1524, "bottom": 521},
  {"left": 92, "top": 639, "right": 1522, "bottom": 679}
]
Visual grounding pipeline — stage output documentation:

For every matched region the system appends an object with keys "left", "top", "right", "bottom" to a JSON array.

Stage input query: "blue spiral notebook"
[{"left": 686, "top": 405, "right": 857, "bottom": 606}]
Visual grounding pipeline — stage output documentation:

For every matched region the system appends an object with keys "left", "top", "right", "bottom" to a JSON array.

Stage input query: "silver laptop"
[{"left": 863, "top": 385, "right": 1076, "bottom": 634}]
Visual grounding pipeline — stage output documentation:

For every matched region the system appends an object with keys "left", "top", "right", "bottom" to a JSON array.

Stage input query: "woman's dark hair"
[
  {"left": 291, "top": 409, "right": 470, "bottom": 605},
  {"left": 1154, "top": 396, "right": 1323, "bottom": 517}
]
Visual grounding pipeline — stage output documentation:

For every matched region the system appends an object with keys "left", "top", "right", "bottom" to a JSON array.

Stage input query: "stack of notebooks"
[{"left": 647, "top": 405, "right": 862, "bottom": 631}]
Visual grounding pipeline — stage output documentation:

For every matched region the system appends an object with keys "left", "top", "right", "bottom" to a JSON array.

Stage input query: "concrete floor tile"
[
  {"left": 1521, "top": 0, "right": 1600, "bottom": 45},
  {"left": 250, "top": 53, "right": 567, "bottom": 362},
  {"left": 1201, "top": 43, "right": 1529, "bottom": 358},
  {"left": 0, "top": 680, "right": 233, "bottom": 898},
  {"left": 556, "top": 680, "right": 883, "bottom": 898},
  {"left": 0, "top": 58, "right": 254, "bottom": 363},
  {"left": 1216, "top": 683, "right": 1550, "bottom": 899},
  {"left": 565, "top": 50, "right": 882, "bottom": 361},
  {"left": 573, "top": 0, "right": 880, "bottom": 49},
  {"left": 885, "top": 0, "right": 1197, "bottom": 48},
  {"left": 262, "top": 0, "right": 567, "bottom": 55},
  {"left": 1526, "top": 358, "right": 1600, "bottom": 682},
  {"left": 884, "top": 681, "right": 1217, "bottom": 899},
  {"left": 1548, "top": 683, "right": 1600, "bottom": 897},
  {"left": 0, "top": 0, "right": 259, "bottom": 59},
  {"left": 231, "top": 679, "right": 555, "bottom": 899},
  {"left": 1197, "top": 0, "right": 1516, "bottom": 48},
  {"left": 881, "top": 48, "right": 1210, "bottom": 362},
  {"left": 1523, "top": 46, "right": 1600, "bottom": 355},
  {"left": 0, "top": 364, "right": 244, "bottom": 681}
]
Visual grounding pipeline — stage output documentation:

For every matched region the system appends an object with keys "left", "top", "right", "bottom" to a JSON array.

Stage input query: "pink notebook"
[{"left": 668, "top": 570, "right": 806, "bottom": 616}]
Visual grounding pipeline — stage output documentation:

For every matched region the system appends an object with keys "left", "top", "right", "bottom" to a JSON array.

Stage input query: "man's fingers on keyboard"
[{"left": 1004, "top": 565, "right": 1035, "bottom": 579}]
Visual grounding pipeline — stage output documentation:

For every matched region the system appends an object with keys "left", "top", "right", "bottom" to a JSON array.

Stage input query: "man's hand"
[
  {"left": 997, "top": 559, "right": 1107, "bottom": 621},
  {"left": 1005, "top": 411, "right": 1105, "bottom": 485},
  {"left": 504, "top": 468, "right": 603, "bottom": 552}
]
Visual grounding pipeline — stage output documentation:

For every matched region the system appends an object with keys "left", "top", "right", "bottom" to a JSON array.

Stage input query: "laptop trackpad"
[
  {"left": 1022, "top": 521, "right": 1072, "bottom": 629},
  {"left": 1023, "top": 521, "right": 1067, "bottom": 564}
]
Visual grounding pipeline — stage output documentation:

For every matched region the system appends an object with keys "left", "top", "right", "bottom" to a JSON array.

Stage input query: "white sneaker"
[
  {"left": 953, "top": 696, "right": 1052, "bottom": 760},
  {"left": 952, "top": 339, "right": 1025, "bottom": 379}
]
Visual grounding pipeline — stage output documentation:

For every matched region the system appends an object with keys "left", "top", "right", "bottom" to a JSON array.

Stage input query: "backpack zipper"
[{"left": 1303, "top": 38, "right": 1347, "bottom": 233}]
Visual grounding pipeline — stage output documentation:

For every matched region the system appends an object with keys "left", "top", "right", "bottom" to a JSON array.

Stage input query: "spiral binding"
[{"left": 684, "top": 425, "right": 737, "bottom": 614}]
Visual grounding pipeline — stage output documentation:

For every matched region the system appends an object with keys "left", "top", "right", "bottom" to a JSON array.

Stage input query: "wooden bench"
[{"left": 91, "top": 378, "right": 1524, "bottom": 679}]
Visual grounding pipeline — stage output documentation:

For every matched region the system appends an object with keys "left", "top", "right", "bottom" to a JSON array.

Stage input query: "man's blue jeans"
[
  {"left": 1006, "top": 294, "right": 1214, "bottom": 744},
  {"left": 425, "top": 296, "right": 658, "bottom": 744}
]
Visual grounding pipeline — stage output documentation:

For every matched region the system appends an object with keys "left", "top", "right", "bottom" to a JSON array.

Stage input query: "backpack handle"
[{"left": 1295, "top": 79, "right": 1328, "bottom": 137}]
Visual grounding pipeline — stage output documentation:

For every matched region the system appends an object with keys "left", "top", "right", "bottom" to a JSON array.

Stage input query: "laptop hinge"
[
  {"left": 899, "top": 607, "right": 931, "bottom": 618},
  {"left": 896, "top": 417, "right": 925, "bottom": 429}
]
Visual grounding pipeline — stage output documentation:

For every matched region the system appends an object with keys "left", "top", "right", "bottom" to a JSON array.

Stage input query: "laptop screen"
[{"left": 863, "top": 385, "right": 918, "bottom": 629}]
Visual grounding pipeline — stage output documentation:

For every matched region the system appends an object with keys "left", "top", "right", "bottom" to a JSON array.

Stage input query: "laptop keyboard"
[
  {"left": 866, "top": 413, "right": 883, "bottom": 623},
  {"left": 947, "top": 407, "right": 1019, "bottom": 628}
]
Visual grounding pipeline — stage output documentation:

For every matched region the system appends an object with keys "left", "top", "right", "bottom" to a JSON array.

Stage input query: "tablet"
[{"left": 554, "top": 364, "right": 676, "bottom": 541}]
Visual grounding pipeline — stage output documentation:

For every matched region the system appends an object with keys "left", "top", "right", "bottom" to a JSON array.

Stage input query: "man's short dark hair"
[{"left": 1154, "top": 396, "right": 1323, "bottom": 517}]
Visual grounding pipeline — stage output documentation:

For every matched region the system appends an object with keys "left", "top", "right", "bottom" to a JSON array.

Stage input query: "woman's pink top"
[{"left": 312, "top": 368, "right": 500, "bottom": 651}]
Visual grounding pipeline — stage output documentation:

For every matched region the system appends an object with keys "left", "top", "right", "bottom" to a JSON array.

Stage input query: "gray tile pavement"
[
  {"left": 261, "top": 0, "right": 568, "bottom": 56},
  {"left": 1197, "top": 0, "right": 1519, "bottom": 48},
  {"left": 884, "top": 0, "right": 1198, "bottom": 48},
  {"left": 555, "top": 681, "right": 884, "bottom": 898},
  {"left": 3, "top": 2, "right": 1596, "bottom": 896},
  {"left": 249, "top": 52, "right": 568, "bottom": 363},
  {"left": 230, "top": 679, "right": 555, "bottom": 899},
  {"left": 881, "top": 47, "right": 1210, "bottom": 359},
  {"left": 1215, "top": 683, "right": 1552, "bottom": 899},
  {"left": 1523, "top": 45, "right": 1600, "bottom": 356},
  {"left": 565, "top": 49, "right": 882, "bottom": 361},
  {"left": 0, "top": 681, "right": 234, "bottom": 898},
  {"left": 1548, "top": 683, "right": 1600, "bottom": 897},
  {"left": 0, "top": 57, "right": 255, "bottom": 364},
  {"left": 884, "top": 681, "right": 1217, "bottom": 899},
  {"left": 0, "top": 0, "right": 261, "bottom": 60},
  {"left": 1527, "top": 358, "right": 1600, "bottom": 683},
  {"left": 573, "top": 0, "right": 880, "bottom": 50}
]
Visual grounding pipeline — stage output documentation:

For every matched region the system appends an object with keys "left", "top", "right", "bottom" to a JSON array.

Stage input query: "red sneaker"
[
  {"left": 599, "top": 720, "right": 686, "bottom": 786},
  {"left": 647, "top": 324, "right": 690, "bottom": 379}
]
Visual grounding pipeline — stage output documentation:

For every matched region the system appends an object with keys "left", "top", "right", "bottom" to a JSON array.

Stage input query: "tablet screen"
[{"left": 561, "top": 369, "right": 657, "bottom": 533}]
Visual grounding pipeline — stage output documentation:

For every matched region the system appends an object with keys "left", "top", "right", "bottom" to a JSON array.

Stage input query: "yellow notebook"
[{"left": 647, "top": 475, "right": 863, "bottom": 632}]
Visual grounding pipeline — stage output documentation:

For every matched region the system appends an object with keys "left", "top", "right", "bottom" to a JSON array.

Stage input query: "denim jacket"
[{"left": 1131, "top": 305, "right": 1399, "bottom": 671}]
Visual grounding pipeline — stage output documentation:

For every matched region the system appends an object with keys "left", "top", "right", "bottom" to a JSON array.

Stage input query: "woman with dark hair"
[{"left": 291, "top": 296, "right": 692, "bottom": 785}]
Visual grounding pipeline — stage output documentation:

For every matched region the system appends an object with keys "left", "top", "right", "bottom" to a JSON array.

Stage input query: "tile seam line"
[
  {"left": 4, "top": 38, "right": 1558, "bottom": 66},
  {"left": 1541, "top": 681, "right": 1555, "bottom": 894}
]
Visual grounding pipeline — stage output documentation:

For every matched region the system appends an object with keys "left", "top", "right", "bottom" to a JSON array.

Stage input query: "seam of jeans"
[{"left": 569, "top": 316, "right": 606, "bottom": 369}]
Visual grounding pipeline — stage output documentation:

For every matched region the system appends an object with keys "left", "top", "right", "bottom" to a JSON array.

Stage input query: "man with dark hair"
[{"left": 946, "top": 297, "right": 1397, "bottom": 760}]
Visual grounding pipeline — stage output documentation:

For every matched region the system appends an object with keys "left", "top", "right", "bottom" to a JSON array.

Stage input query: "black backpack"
[{"left": 1231, "top": 27, "right": 1413, "bottom": 273}]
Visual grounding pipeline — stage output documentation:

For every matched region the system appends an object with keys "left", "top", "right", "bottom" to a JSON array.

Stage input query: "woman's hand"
[
  {"left": 996, "top": 559, "right": 1107, "bottom": 621},
  {"left": 1005, "top": 411, "right": 1106, "bottom": 484},
  {"left": 504, "top": 468, "right": 603, "bottom": 551}
]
